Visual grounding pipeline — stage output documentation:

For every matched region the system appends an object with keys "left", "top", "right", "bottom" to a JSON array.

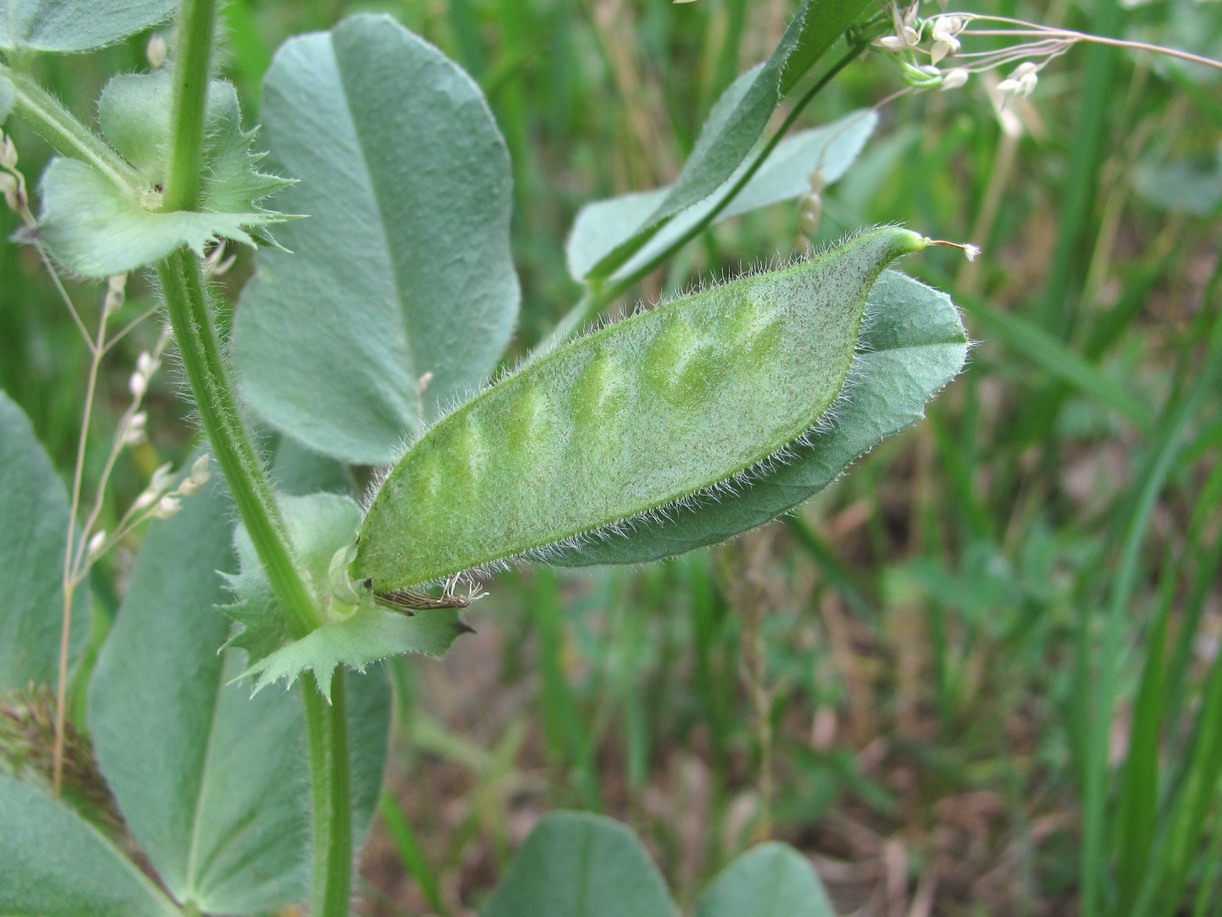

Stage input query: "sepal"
[
  {"left": 224, "top": 492, "right": 470, "bottom": 701},
  {"left": 35, "top": 71, "right": 295, "bottom": 277}
]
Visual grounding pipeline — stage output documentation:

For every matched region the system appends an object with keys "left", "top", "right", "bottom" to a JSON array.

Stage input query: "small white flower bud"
[
  {"left": 104, "top": 274, "right": 127, "bottom": 316},
  {"left": 940, "top": 68, "right": 969, "bottom": 90},
  {"left": 179, "top": 455, "right": 212, "bottom": 495},
  {"left": 129, "top": 370, "right": 148, "bottom": 399},
  {"left": 121, "top": 411, "right": 148, "bottom": 446},
  {"left": 931, "top": 15, "right": 964, "bottom": 42},
  {"left": 807, "top": 166, "right": 826, "bottom": 196},
  {"left": 86, "top": 530, "right": 108, "bottom": 562},
  {"left": 147, "top": 34, "right": 168, "bottom": 70},
  {"left": 149, "top": 461, "right": 176, "bottom": 493},
  {"left": 0, "top": 133, "right": 17, "bottom": 169},
  {"left": 1, "top": 171, "right": 25, "bottom": 213},
  {"left": 136, "top": 351, "right": 160, "bottom": 379},
  {"left": 930, "top": 37, "right": 959, "bottom": 65},
  {"left": 153, "top": 496, "right": 182, "bottom": 520},
  {"left": 134, "top": 462, "right": 174, "bottom": 511},
  {"left": 800, "top": 200, "right": 822, "bottom": 237},
  {"left": 190, "top": 454, "right": 211, "bottom": 481},
  {"left": 1000, "top": 61, "right": 1040, "bottom": 99},
  {"left": 877, "top": 2, "right": 920, "bottom": 51}
]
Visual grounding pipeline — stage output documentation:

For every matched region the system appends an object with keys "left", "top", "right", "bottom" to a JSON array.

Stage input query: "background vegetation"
[{"left": 2, "top": 0, "right": 1219, "bottom": 913}]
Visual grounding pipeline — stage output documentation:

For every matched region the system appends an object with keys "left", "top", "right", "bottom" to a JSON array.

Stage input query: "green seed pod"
[{"left": 355, "top": 225, "right": 930, "bottom": 591}]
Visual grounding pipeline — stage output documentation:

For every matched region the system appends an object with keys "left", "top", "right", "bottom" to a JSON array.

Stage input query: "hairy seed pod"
[{"left": 355, "top": 226, "right": 929, "bottom": 591}]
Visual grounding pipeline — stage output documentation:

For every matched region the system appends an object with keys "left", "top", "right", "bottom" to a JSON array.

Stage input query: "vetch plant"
[{"left": 0, "top": 0, "right": 1073, "bottom": 912}]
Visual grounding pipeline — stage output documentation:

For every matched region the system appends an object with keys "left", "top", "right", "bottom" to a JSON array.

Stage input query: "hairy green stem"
[
  {"left": 0, "top": 63, "right": 143, "bottom": 192},
  {"left": 543, "top": 39, "right": 868, "bottom": 349},
  {"left": 163, "top": 0, "right": 216, "bottom": 212},
  {"left": 160, "top": 3, "right": 352, "bottom": 913},
  {"left": 156, "top": 253, "right": 319, "bottom": 634},
  {"left": 308, "top": 671, "right": 353, "bottom": 916},
  {"left": 158, "top": 246, "right": 353, "bottom": 917}
]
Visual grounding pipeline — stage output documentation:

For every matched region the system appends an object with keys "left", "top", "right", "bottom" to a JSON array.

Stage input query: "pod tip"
[{"left": 926, "top": 238, "right": 981, "bottom": 261}]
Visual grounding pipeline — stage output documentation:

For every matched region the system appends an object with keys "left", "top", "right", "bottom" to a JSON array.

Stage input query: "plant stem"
[
  {"left": 308, "top": 670, "right": 353, "bottom": 916},
  {"left": 0, "top": 64, "right": 143, "bottom": 192},
  {"left": 157, "top": 251, "right": 318, "bottom": 633},
  {"left": 160, "top": 3, "right": 352, "bottom": 913},
  {"left": 52, "top": 290, "right": 110, "bottom": 796},
  {"left": 161, "top": 0, "right": 317, "bottom": 636},
  {"left": 159, "top": 245, "right": 353, "bottom": 917},
  {"left": 955, "top": 14, "right": 1222, "bottom": 71},
  {"left": 163, "top": 0, "right": 216, "bottom": 212}
]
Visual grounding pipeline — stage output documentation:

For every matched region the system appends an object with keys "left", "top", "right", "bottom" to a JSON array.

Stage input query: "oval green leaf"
[
  {"left": 1133, "top": 151, "right": 1222, "bottom": 217},
  {"left": 481, "top": 812, "right": 678, "bottom": 917},
  {"left": 0, "top": 0, "right": 174, "bottom": 52},
  {"left": 88, "top": 469, "right": 391, "bottom": 914},
  {"left": 693, "top": 843, "right": 835, "bottom": 917},
  {"left": 0, "top": 775, "right": 181, "bottom": 917},
  {"left": 235, "top": 13, "right": 519, "bottom": 464},
  {"left": 355, "top": 227, "right": 928, "bottom": 591},
  {"left": 0, "top": 391, "right": 89, "bottom": 691},
  {"left": 567, "top": 110, "right": 877, "bottom": 282}
]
